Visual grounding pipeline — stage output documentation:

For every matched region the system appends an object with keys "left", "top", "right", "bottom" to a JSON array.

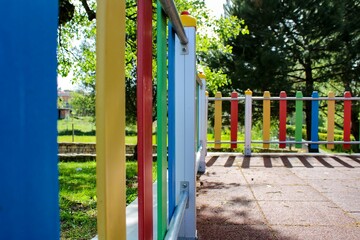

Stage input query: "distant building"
[
  {"left": 58, "top": 108, "right": 71, "bottom": 119},
  {"left": 58, "top": 90, "right": 72, "bottom": 119},
  {"left": 58, "top": 90, "right": 72, "bottom": 108}
]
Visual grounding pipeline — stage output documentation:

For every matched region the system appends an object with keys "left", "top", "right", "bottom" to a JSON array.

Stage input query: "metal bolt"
[
  {"left": 182, "top": 47, "right": 186, "bottom": 52},
  {"left": 183, "top": 183, "right": 187, "bottom": 188}
]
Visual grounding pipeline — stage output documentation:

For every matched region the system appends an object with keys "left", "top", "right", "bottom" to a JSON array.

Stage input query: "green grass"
[
  {"left": 59, "top": 161, "right": 97, "bottom": 239},
  {"left": 57, "top": 117, "right": 158, "bottom": 144},
  {"left": 59, "top": 161, "right": 156, "bottom": 239}
]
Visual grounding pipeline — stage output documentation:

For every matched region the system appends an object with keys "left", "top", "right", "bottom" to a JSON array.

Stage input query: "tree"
[
  {"left": 206, "top": 0, "right": 359, "bottom": 151},
  {"left": 57, "top": 0, "right": 247, "bottom": 124}
]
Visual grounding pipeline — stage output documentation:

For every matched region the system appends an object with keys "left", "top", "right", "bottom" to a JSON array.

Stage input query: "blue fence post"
[
  {"left": 310, "top": 91, "right": 319, "bottom": 151},
  {"left": 168, "top": 23, "right": 176, "bottom": 223},
  {"left": 0, "top": 1, "right": 59, "bottom": 239}
]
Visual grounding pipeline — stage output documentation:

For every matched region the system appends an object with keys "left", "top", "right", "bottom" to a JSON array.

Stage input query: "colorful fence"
[
  {"left": 208, "top": 90, "right": 360, "bottom": 156},
  {"left": 2, "top": 1, "right": 205, "bottom": 239},
  {"left": 135, "top": 2, "right": 206, "bottom": 240}
]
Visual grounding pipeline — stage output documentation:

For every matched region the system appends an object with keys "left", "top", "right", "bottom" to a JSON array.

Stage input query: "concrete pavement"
[{"left": 196, "top": 153, "right": 360, "bottom": 240}]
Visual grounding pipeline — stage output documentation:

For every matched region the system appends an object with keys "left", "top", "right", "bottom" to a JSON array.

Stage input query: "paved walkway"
[{"left": 197, "top": 153, "right": 360, "bottom": 240}]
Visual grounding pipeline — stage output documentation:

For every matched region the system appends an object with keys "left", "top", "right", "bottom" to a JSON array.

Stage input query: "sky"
[
  {"left": 57, "top": 0, "right": 227, "bottom": 90},
  {"left": 205, "top": 0, "right": 227, "bottom": 18}
]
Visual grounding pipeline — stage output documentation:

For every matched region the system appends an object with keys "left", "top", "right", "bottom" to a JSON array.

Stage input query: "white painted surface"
[
  {"left": 245, "top": 93, "right": 252, "bottom": 156},
  {"left": 174, "top": 26, "right": 197, "bottom": 239}
]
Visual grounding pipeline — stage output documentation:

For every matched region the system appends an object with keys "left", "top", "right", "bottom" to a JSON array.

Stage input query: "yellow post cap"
[
  {"left": 198, "top": 72, "right": 206, "bottom": 79},
  {"left": 180, "top": 10, "right": 196, "bottom": 27},
  {"left": 263, "top": 91, "right": 271, "bottom": 98},
  {"left": 245, "top": 89, "right": 252, "bottom": 95}
]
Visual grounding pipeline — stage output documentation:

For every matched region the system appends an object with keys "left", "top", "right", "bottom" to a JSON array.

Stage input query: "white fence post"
[
  {"left": 174, "top": 12, "right": 197, "bottom": 239},
  {"left": 244, "top": 89, "right": 253, "bottom": 156},
  {"left": 198, "top": 73, "right": 206, "bottom": 173}
]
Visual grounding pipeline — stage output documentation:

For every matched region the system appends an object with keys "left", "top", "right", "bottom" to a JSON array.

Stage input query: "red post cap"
[{"left": 181, "top": 10, "right": 190, "bottom": 15}]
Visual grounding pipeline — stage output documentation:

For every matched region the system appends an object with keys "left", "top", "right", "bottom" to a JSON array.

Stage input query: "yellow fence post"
[
  {"left": 214, "top": 92, "right": 222, "bottom": 149},
  {"left": 327, "top": 91, "right": 335, "bottom": 150},
  {"left": 96, "top": 0, "right": 126, "bottom": 239},
  {"left": 263, "top": 91, "right": 271, "bottom": 149}
]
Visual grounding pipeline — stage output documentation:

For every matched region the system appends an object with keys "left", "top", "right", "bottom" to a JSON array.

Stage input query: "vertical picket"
[
  {"left": 310, "top": 91, "right": 319, "bottom": 151},
  {"left": 231, "top": 91, "right": 239, "bottom": 148},
  {"left": 343, "top": 91, "right": 352, "bottom": 150},
  {"left": 0, "top": 1, "right": 59, "bottom": 238},
  {"left": 174, "top": 12, "right": 197, "bottom": 238},
  {"left": 327, "top": 92, "right": 335, "bottom": 150},
  {"left": 96, "top": 0, "right": 127, "bottom": 239},
  {"left": 295, "top": 91, "right": 303, "bottom": 148},
  {"left": 198, "top": 73, "right": 207, "bottom": 173},
  {"left": 279, "top": 91, "right": 287, "bottom": 148},
  {"left": 156, "top": 2, "right": 167, "bottom": 238},
  {"left": 214, "top": 92, "right": 222, "bottom": 149},
  {"left": 263, "top": 91, "right": 271, "bottom": 149},
  {"left": 244, "top": 89, "right": 253, "bottom": 156},
  {"left": 168, "top": 23, "right": 176, "bottom": 222},
  {"left": 137, "top": 0, "right": 153, "bottom": 238}
]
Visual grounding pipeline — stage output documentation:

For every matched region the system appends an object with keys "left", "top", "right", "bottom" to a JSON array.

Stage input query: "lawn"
[
  {"left": 59, "top": 161, "right": 156, "bottom": 239},
  {"left": 57, "top": 117, "right": 157, "bottom": 144}
]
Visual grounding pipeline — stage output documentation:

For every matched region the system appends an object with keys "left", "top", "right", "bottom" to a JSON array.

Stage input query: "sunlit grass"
[{"left": 59, "top": 161, "right": 156, "bottom": 239}]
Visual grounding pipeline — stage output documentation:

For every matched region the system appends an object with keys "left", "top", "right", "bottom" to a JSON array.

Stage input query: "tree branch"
[{"left": 80, "top": 0, "right": 96, "bottom": 21}]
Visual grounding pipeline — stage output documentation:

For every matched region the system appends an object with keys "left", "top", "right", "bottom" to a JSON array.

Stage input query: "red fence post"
[
  {"left": 343, "top": 91, "right": 352, "bottom": 150},
  {"left": 137, "top": 0, "right": 153, "bottom": 238},
  {"left": 231, "top": 91, "right": 238, "bottom": 148},
  {"left": 279, "top": 91, "right": 287, "bottom": 148}
]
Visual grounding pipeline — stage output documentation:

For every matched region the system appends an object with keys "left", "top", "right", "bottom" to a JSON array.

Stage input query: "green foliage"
[
  {"left": 59, "top": 161, "right": 157, "bottom": 239},
  {"left": 57, "top": 0, "right": 249, "bottom": 124},
  {"left": 70, "top": 91, "right": 95, "bottom": 117},
  {"left": 203, "top": 0, "right": 360, "bottom": 146}
]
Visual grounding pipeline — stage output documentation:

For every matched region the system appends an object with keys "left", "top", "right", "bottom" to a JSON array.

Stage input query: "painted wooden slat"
[
  {"left": 263, "top": 91, "right": 271, "bottom": 149},
  {"left": 0, "top": 1, "right": 59, "bottom": 238},
  {"left": 231, "top": 91, "right": 239, "bottom": 148},
  {"left": 295, "top": 91, "right": 303, "bottom": 148},
  {"left": 174, "top": 25, "right": 197, "bottom": 238},
  {"left": 198, "top": 74, "right": 207, "bottom": 173},
  {"left": 156, "top": 2, "right": 167, "bottom": 238},
  {"left": 96, "top": 0, "right": 127, "bottom": 238},
  {"left": 137, "top": 0, "right": 153, "bottom": 238},
  {"left": 327, "top": 92, "right": 335, "bottom": 150},
  {"left": 214, "top": 92, "right": 222, "bottom": 149},
  {"left": 167, "top": 23, "right": 176, "bottom": 223},
  {"left": 310, "top": 91, "right": 319, "bottom": 151},
  {"left": 343, "top": 91, "right": 352, "bottom": 150},
  {"left": 244, "top": 89, "right": 253, "bottom": 156},
  {"left": 279, "top": 91, "right": 287, "bottom": 148}
]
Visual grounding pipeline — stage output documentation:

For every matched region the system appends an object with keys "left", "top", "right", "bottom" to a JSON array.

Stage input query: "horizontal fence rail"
[
  {"left": 208, "top": 90, "right": 359, "bottom": 155},
  {"left": 164, "top": 189, "right": 189, "bottom": 240},
  {"left": 159, "top": 0, "right": 188, "bottom": 45},
  {"left": 208, "top": 97, "right": 360, "bottom": 101}
]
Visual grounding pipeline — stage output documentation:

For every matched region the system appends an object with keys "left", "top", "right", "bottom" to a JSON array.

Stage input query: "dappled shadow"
[
  {"left": 347, "top": 155, "right": 360, "bottom": 164},
  {"left": 224, "top": 156, "right": 235, "bottom": 167},
  {"left": 297, "top": 156, "right": 314, "bottom": 168},
  {"left": 280, "top": 156, "right": 293, "bottom": 168},
  {"left": 198, "top": 181, "right": 241, "bottom": 195},
  {"left": 197, "top": 178, "right": 295, "bottom": 240},
  {"left": 263, "top": 156, "right": 272, "bottom": 168},
  {"left": 206, "top": 156, "right": 219, "bottom": 167},
  {"left": 332, "top": 156, "right": 355, "bottom": 168},
  {"left": 241, "top": 156, "right": 251, "bottom": 168}
]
